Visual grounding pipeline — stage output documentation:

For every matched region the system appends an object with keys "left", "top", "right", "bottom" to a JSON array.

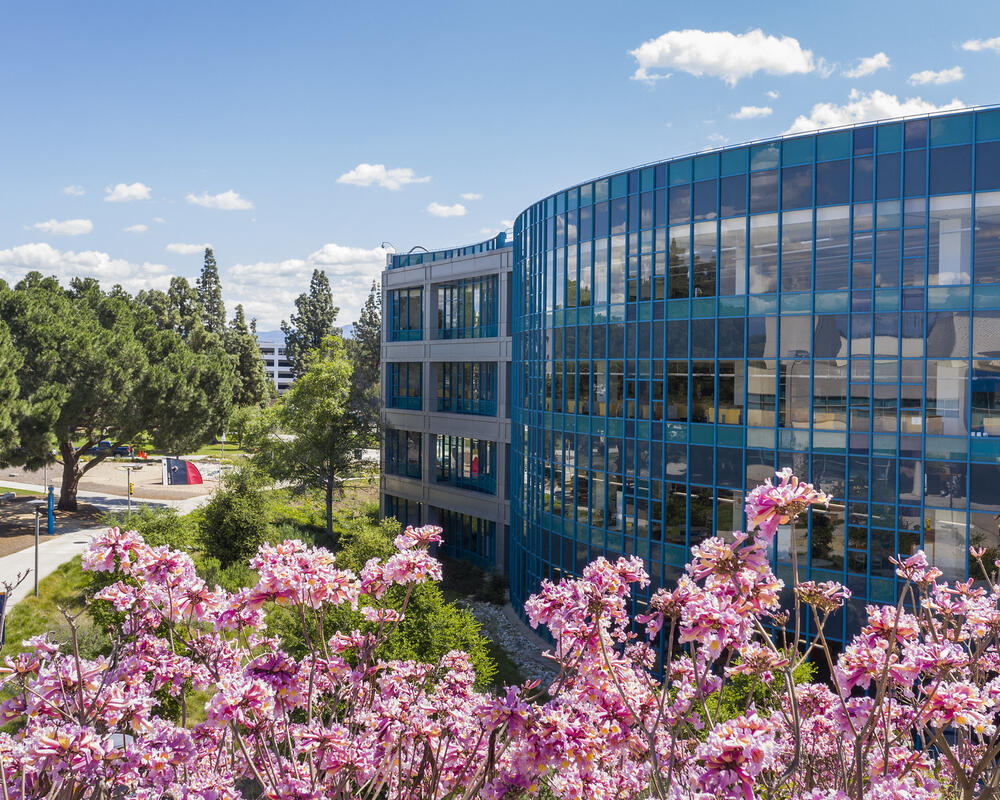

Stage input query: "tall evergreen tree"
[
  {"left": 197, "top": 247, "right": 226, "bottom": 334},
  {"left": 347, "top": 280, "right": 381, "bottom": 446},
  {"left": 0, "top": 284, "right": 24, "bottom": 454},
  {"left": 225, "top": 304, "right": 273, "bottom": 407},
  {"left": 280, "top": 269, "right": 339, "bottom": 376}
]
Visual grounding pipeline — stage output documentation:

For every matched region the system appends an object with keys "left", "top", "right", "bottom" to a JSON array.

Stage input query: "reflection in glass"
[
  {"left": 928, "top": 195, "right": 971, "bottom": 285},
  {"left": 719, "top": 218, "right": 747, "bottom": 295},
  {"left": 814, "top": 206, "right": 850, "bottom": 291},
  {"left": 668, "top": 226, "right": 690, "bottom": 299},
  {"left": 975, "top": 191, "right": 1000, "bottom": 283},
  {"left": 692, "top": 221, "right": 717, "bottom": 297},
  {"left": 781, "top": 209, "right": 813, "bottom": 291},
  {"left": 749, "top": 214, "right": 778, "bottom": 293}
]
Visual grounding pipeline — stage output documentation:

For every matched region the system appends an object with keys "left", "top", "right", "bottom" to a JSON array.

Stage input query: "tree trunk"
[
  {"left": 57, "top": 441, "right": 82, "bottom": 512},
  {"left": 325, "top": 477, "right": 334, "bottom": 539}
]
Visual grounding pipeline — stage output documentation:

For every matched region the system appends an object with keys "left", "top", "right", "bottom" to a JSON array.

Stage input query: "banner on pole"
[{"left": 164, "top": 458, "right": 204, "bottom": 486}]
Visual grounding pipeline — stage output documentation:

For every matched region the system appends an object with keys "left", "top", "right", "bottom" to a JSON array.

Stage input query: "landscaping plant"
[{"left": 2, "top": 470, "right": 999, "bottom": 799}]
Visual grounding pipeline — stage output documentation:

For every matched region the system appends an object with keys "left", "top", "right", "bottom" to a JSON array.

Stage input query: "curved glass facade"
[{"left": 510, "top": 107, "right": 1000, "bottom": 644}]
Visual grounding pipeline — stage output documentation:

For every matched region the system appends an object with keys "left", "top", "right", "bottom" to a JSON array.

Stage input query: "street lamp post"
[
  {"left": 27, "top": 500, "right": 45, "bottom": 597},
  {"left": 119, "top": 464, "right": 144, "bottom": 516}
]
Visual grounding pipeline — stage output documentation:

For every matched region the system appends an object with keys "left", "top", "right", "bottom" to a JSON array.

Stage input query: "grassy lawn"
[
  {"left": 1, "top": 557, "right": 97, "bottom": 661},
  {"left": 0, "top": 486, "right": 45, "bottom": 497}
]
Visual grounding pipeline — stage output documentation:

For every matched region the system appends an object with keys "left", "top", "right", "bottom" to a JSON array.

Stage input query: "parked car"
[
  {"left": 113, "top": 445, "right": 133, "bottom": 457},
  {"left": 84, "top": 440, "right": 113, "bottom": 456}
]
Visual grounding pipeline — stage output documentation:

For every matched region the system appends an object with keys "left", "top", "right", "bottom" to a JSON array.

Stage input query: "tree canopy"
[
  {"left": 249, "top": 335, "right": 362, "bottom": 536},
  {"left": 0, "top": 283, "right": 23, "bottom": 453},
  {"left": 280, "top": 269, "right": 339, "bottom": 377},
  {"left": 0, "top": 273, "right": 237, "bottom": 509},
  {"left": 225, "top": 304, "right": 273, "bottom": 408}
]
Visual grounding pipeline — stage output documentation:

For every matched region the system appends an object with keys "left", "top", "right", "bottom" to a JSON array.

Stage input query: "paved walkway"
[
  {"left": 0, "top": 485, "right": 213, "bottom": 608},
  {"left": 0, "top": 525, "right": 104, "bottom": 606}
]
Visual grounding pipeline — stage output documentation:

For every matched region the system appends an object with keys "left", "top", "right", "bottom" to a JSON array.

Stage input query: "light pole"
[
  {"left": 28, "top": 500, "right": 45, "bottom": 597},
  {"left": 119, "top": 464, "right": 144, "bottom": 516}
]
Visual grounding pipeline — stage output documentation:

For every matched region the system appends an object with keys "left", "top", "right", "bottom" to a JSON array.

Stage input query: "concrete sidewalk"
[{"left": 0, "top": 525, "right": 105, "bottom": 607}]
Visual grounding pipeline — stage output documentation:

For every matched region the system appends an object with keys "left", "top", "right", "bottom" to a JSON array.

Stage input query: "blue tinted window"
[
  {"left": 781, "top": 164, "right": 813, "bottom": 208},
  {"left": 750, "top": 143, "right": 779, "bottom": 171},
  {"left": 853, "top": 158, "right": 874, "bottom": 202},
  {"left": 611, "top": 198, "right": 627, "bottom": 234},
  {"left": 750, "top": 169, "right": 778, "bottom": 213},
  {"left": 669, "top": 185, "right": 691, "bottom": 224},
  {"left": 720, "top": 174, "right": 747, "bottom": 216},
  {"left": 594, "top": 201, "right": 609, "bottom": 236},
  {"left": 694, "top": 153, "right": 719, "bottom": 180},
  {"left": 817, "top": 130, "right": 851, "bottom": 161},
  {"left": 904, "top": 151, "right": 927, "bottom": 197},
  {"left": 976, "top": 142, "right": 1000, "bottom": 191},
  {"left": 654, "top": 164, "right": 666, "bottom": 187},
  {"left": 692, "top": 180, "right": 718, "bottom": 220},
  {"left": 905, "top": 119, "right": 928, "bottom": 149},
  {"left": 876, "top": 153, "right": 901, "bottom": 200},
  {"left": 931, "top": 114, "right": 973, "bottom": 147},
  {"left": 977, "top": 110, "right": 1000, "bottom": 142},
  {"left": 929, "top": 145, "right": 972, "bottom": 194},
  {"left": 877, "top": 124, "right": 902, "bottom": 153},
  {"left": 720, "top": 147, "right": 748, "bottom": 175},
  {"left": 611, "top": 173, "right": 628, "bottom": 198},
  {"left": 816, "top": 160, "right": 850, "bottom": 205},
  {"left": 854, "top": 127, "right": 875, "bottom": 155},
  {"left": 782, "top": 136, "right": 813, "bottom": 166},
  {"left": 669, "top": 159, "right": 692, "bottom": 185},
  {"left": 628, "top": 170, "right": 639, "bottom": 194}
]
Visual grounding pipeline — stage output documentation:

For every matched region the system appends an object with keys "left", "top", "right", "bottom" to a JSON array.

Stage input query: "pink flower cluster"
[{"left": 4, "top": 483, "right": 1000, "bottom": 799}]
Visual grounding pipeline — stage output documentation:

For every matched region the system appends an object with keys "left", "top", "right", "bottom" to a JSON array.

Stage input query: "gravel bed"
[{"left": 462, "top": 600, "right": 560, "bottom": 686}]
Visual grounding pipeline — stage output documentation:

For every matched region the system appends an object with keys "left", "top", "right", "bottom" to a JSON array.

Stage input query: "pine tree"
[
  {"left": 0, "top": 311, "right": 24, "bottom": 455},
  {"left": 280, "top": 269, "right": 339, "bottom": 376},
  {"left": 197, "top": 247, "right": 226, "bottom": 335},
  {"left": 347, "top": 281, "right": 381, "bottom": 446},
  {"left": 225, "top": 304, "right": 272, "bottom": 408}
]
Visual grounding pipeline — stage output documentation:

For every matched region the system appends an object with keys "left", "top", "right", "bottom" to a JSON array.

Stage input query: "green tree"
[
  {"left": 225, "top": 304, "right": 272, "bottom": 408},
  {"left": 250, "top": 335, "right": 362, "bottom": 537},
  {"left": 197, "top": 247, "right": 226, "bottom": 335},
  {"left": 0, "top": 286, "right": 24, "bottom": 454},
  {"left": 347, "top": 280, "right": 381, "bottom": 447},
  {"left": 0, "top": 273, "right": 236, "bottom": 510},
  {"left": 199, "top": 467, "right": 270, "bottom": 566},
  {"left": 227, "top": 403, "right": 261, "bottom": 450},
  {"left": 280, "top": 269, "right": 339, "bottom": 377}
]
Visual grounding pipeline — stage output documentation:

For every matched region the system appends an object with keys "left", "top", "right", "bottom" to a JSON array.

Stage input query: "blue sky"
[{"left": 1, "top": 0, "right": 998, "bottom": 328}]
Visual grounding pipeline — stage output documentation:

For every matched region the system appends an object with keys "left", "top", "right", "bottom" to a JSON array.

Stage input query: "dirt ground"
[
  {"left": 0, "top": 497, "right": 103, "bottom": 557},
  {"left": 2, "top": 459, "right": 219, "bottom": 501}
]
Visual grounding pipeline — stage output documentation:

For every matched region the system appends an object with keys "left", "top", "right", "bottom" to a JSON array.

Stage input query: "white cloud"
[
  {"left": 705, "top": 133, "right": 729, "bottom": 146},
  {"left": 786, "top": 89, "right": 965, "bottom": 134},
  {"left": 123, "top": 224, "right": 148, "bottom": 233},
  {"left": 909, "top": 66, "right": 964, "bottom": 85},
  {"left": 226, "top": 242, "right": 387, "bottom": 328},
  {"left": 461, "top": 192, "right": 483, "bottom": 200},
  {"left": 843, "top": 52, "right": 890, "bottom": 78},
  {"left": 336, "top": 163, "right": 430, "bottom": 190},
  {"left": 104, "top": 182, "right": 152, "bottom": 203},
  {"left": 165, "top": 242, "right": 212, "bottom": 255},
  {"left": 62, "top": 185, "right": 85, "bottom": 196},
  {"left": 185, "top": 190, "right": 253, "bottom": 210},
  {"left": 427, "top": 202, "right": 467, "bottom": 218},
  {"left": 152, "top": 217, "right": 166, "bottom": 224},
  {"left": 730, "top": 105, "right": 773, "bottom": 120},
  {"left": 0, "top": 243, "right": 169, "bottom": 293},
  {"left": 31, "top": 218, "right": 93, "bottom": 236},
  {"left": 962, "top": 37, "right": 1000, "bottom": 53},
  {"left": 766, "top": 90, "right": 780, "bottom": 99},
  {"left": 501, "top": 219, "right": 514, "bottom": 229},
  {"left": 629, "top": 28, "right": 815, "bottom": 85}
]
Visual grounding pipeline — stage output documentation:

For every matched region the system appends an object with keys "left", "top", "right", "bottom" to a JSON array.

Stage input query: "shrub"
[{"left": 199, "top": 467, "right": 270, "bottom": 566}]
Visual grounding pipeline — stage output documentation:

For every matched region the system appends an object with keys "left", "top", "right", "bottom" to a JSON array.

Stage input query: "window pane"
[
  {"left": 928, "top": 195, "right": 971, "bottom": 285},
  {"left": 692, "top": 221, "right": 717, "bottom": 297},
  {"left": 781, "top": 209, "right": 813, "bottom": 291},
  {"left": 975, "top": 191, "right": 1000, "bottom": 283},
  {"left": 876, "top": 153, "right": 901, "bottom": 199},
  {"left": 749, "top": 213, "right": 778, "bottom": 293},
  {"left": 750, "top": 169, "right": 778, "bottom": 213},
  {"left": 929, "top": 145, "right": 972, "bottom": 195},
  {"left": 781, "top": 164, "right": 813, "bottom": 209},
  {"left": 668, "top": 226, "right": 690, "bottom": 299},
  {"left": 976, "top": 141, "right": 1000, "bottom": 191},
  {"left": 720, "top": 174, "right": 747, "bottom": 217},
  {"left": 719, "top": 217, "right": 747, "bottom": 295},
  {"left": 693, "top": 180, "right": 718, "bottom": 220},
  {"left": 814, "top": 205, "right": 850, "bottom": 291},
  {"left": 816, "top": 159, "right": 850, "bottom": 206},
  {"left": 853, "top": 157, "right": 873, "bottom": 202}
]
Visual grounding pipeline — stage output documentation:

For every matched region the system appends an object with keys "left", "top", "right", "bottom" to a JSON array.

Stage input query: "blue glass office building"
[{"left": 509, "top": 107, "right": 1000, "bottom": 643}]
